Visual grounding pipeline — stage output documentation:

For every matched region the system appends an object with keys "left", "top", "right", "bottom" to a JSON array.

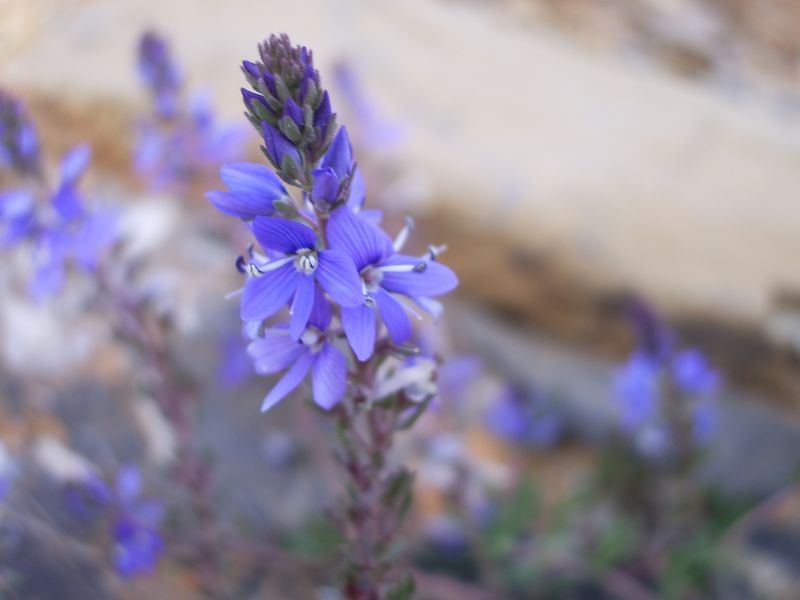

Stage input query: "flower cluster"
[
  {"left": 135, "top": 31, "right": 245, "bottom": 187},
  {"left": 613, "top": 303, "right": 719, "bottom": 460},
  {"left": 0, "top": 93, "right": 118, "bottom": 299},
  {"left": 207, "top": 35, "right": 457, "bottom": 412}
]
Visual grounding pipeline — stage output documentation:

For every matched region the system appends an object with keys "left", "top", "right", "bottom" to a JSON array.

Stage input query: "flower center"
[
  {"left": 294, "top": 249, "right": 318, "bottom": 275},
  {"left": 361, "top": 265, "right": 383, "bottom": 292},
  {"left": 300, "top": 326, "right": 325, "bottom": 353}
]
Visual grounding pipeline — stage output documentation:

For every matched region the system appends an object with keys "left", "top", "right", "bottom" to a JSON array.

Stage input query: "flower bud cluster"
[{"left": 241, "top": 34, "right": 336, "bottom": 186}]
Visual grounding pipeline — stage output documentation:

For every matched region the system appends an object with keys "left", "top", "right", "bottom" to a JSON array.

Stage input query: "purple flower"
[
  {"left": 311, "top": 126, "right": 355, "bottom": 210},
  {"left": 0, "top": 188, "right": 36, "bottom": 246},
  {"left": 27, "top": 146, "right": 119, "bottom": 299},
  {"left": 137, "top": 31, "right": 182, "bottom": 119},
  {"left": 112, "top": 466, "right": 163, "bottom": 579},
  {"left": 216, "top": 330, "right": 255, "bottom": 389},
  {"left": 486, "top": 387, "right": 563, "bottom": 448},
  {"left": 240, "top": 216, "right": 363, "bottom": 338},
  {"left": 613, "top": 352, "right": 661, "bottom": 431},
  {"left": 247, "top": 286, "right": 347, "bottom": 411},
  {"left": 327, "top": 206, "right": 458, "bottom": 361},
  {"left": 333, "top": 62, "right": 404, "bottom": 149},
  {"left": 206, "top": 162, "right": 287, "bottom": 219},
  {"left": 671, "top": 349, "right": 718, "bottom": 395},
  {"left": 52, "top": 144, "right": 91, "bottom": 221},
  {"left": 0, "top": 90, "right": 40, "bottom": 174}
]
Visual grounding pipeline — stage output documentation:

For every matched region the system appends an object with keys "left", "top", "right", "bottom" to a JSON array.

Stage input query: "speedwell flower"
[
  {"left": 327, "top": 205, "right": 458, "bottom": 361},
  {"left": 248, "top": 286, "right": 346, "bottom": 411},
  {"left": 241, "top": 216, "right": 362, "bottom": 338}
]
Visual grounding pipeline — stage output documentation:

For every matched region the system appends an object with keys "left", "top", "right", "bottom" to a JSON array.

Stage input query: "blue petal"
[
  {"left": 342, "top": 304, "right": 377, "bottom": 361},
  {"left": 347, "top": 168, "right": 366, "bottom": 210},
  {"left": 375, "top": 288, "right": 412, "bottom": 344},
  {"left": 240, "top": 263, "right": 299, "bottom": 321},
  {"left": 315, "top": 249, "right": 363, "bottom": 307},
  {"left": 380, "top": 255, "right": 458, "bottom": 297},
  {"left": 289, "top": 275, "right": 316, "bottom": 340},
  {"left": 320, "top": 126, "right": 352, "bottom": 180},
  {"left": 311, "top": 343, "right": 347, "bottom": 409},
  {"left": 221, "top": 163, "right": 280, "bottom": 195},
  {"left": 219, "top": 162, "right": 286, "bottom": 212},
  {"left": 327, "top": 206, "right": 394, "bottom": 271},
  {"left": 263, "top": 121, "right": 301, "bottom": 167},
  {"left": 308, "top": 283, "right": 332, "bottom": 331},
  {"left": 206, "top": 191, "right": 259, "bottom": 219},
  {"left": 311, "top": 167, "right": 340, "bottom": 206},
  {"left": 261, "top": 351, "right": 314, "bottom": 412},
  {"left": 283, "top": 97, "right": 304, "bottom": 126},
  {"left": 60, "top": 144, "right": 91, "bottom": 184},
  {"left": 252, "top": 216, "right": 317, "bottom": 254},
  {"left": 248, "top": 329, "right": 305, "bottom": 375}
]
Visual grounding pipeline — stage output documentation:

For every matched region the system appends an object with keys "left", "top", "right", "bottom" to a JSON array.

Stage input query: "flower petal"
[
  {"left": 308, "top": 283, "right": 332, "bottom": 331},
  {"left": 315, "top": 249, "right": 363, "bottom": 307},
  {"left": 380, "top": 255, "right": 458, "bottom": 297},
  {"left": 342, "top": 304, "right": 377, "bottom": 361},
  {"left": 289, "top": 275, "right": 316, "bottom": 340},
  {"left": 261, "top": 351, "right": 314, "bottom": 412},
  {"left": 347, "top": 168, "right": 366, "bottom": 211},
  {"left": 311, "top": 343, "right": 347, "bottom": 410},
  {"left": 240, "top": 263, "right": 299, "bottom": 321},
  {"left": 248, "top": 329, "right": 305, "bottom": 375},
  {"left": 60, "top": 144, "right": 91, "bottom": 185},
  {"left": 209, "top": 163, "right": 286, "bottom": 218},
  {"left": 375, "top": 288, "right": 412, "bottom": 344},
  {"left": 320, "top": 126, "right": 352, "bottom": 180},
  {"left": 252, "top": 216, "right": 317, "bottom": 254},
  {"left": 327, "top": 206, "right": 393, "bottom": 271}
]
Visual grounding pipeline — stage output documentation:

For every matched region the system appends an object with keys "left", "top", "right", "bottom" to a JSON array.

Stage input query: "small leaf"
[{"left": 386, "top": 572, "right": 416, "bottom": 600}]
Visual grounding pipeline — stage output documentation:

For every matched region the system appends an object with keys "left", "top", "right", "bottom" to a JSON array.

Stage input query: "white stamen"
[
  {"left": 248, "top": 255, "right": 294, "bottom": 277},
  {"left": 224, "top": 288, "right": 244, "bottom": 300},
  {"left": 379, "top": 263, "right": 425, "bottom": 274},
  {"left": 426, "top": 244, "right": 447, "bottom": 260},
  {"left": 295, "top": 251, "right": 318, "bottom": 274},
  {"left": 393, "top": 216, "right": 415, "bottom": 252}
]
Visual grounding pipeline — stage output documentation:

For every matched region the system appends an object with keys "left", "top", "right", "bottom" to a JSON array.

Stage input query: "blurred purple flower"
[
  {"left": 486, "top": 386, "right": 563, "bottom": 448},
  {"left": 0, "top": 188, "right": 36, "bottom": 246},
  {"left": 112, "top": 465, "right": 163, "bottom": 579},
  {"left": 333, "top": 62, "right": 404, "bottom": 149},
  {"left": 137, "top": 31, "right": 182, "bottom": 119},
  {"left": 613, "top": 352, "right": 661, "bottom": 431},
  {"left": 0, "top": 90, "right": 40, "bottom": 174},
  {"left": 27, "top": 146, "right": 119, "bottom": 300},
  {"left": 216, "top": 330, "right": 255, "bottom": 389},
  {"left": 672, "top": 349, "right": 719, "bottom": 395}
]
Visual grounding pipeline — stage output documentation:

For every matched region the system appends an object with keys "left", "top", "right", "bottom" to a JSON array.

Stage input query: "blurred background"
[{"left": 1, "top": 0, "right": 800, "bottom": 598}]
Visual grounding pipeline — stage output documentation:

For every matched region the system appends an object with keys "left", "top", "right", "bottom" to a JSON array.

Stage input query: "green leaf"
[{"left": 386, "top": 572, "right": 416, "bottom": 600}]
